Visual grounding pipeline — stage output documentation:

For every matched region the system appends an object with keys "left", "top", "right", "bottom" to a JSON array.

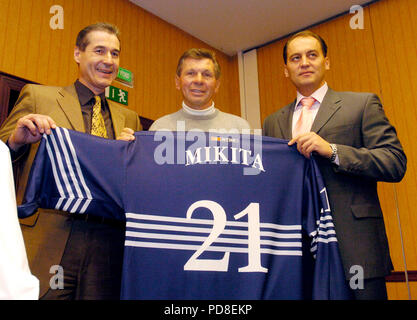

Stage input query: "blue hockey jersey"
[{"left": 18, "top": 127, "right": 351, "bottom": 300}]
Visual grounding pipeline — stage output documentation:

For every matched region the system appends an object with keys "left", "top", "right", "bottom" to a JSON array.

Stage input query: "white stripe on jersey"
[
  {"left": 44, "top": 128, "right": 93, "bottom": 214},
  {"left": 124, "top": 240, "right": 303, "bottom": 256},
  {"left": 62, "top": 128, "right": 93, "bottom": 213},
  {"left": 309, "top": 213, "right": 338, "bottom": 257},
  {"left": 126, "top": 231, "right": 302, "bottom": 247},
  {"left": 43, "top": 134, "right": 66, "bottom": 209}
]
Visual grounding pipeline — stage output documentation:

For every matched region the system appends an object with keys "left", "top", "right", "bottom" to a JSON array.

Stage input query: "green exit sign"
[
  {"left": 106, "top": 85, "right": 128, "bottom": 106},
  {"left": 116, "top": 67, "right": 133, "bottom": 87}
]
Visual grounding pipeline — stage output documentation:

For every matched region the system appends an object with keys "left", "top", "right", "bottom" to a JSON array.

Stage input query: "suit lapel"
[
  {"left": 278, "top": 101, "right": 295, "bottom": 139},
  {"left": 311, "top": 88, "right": 342, "bottom": 134},
  {"left": 108, "top": 100, "right": 125, "bottom": 137},
  {"left": 57, "top": 85, "right": 85, "bottom": 132}
]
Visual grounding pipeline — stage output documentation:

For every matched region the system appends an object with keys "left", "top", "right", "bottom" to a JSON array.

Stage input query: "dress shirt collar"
[
  {"left": 295, "top": 82, "right": 328, "bottom": 109},
  {"left": 74, "top": 79, "right": 106, "bottom": 106}
]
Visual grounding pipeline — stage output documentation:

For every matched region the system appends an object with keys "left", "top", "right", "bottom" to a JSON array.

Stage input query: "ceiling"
[{"left": 130, "top": 0, "right": 372, "bottom": 56}]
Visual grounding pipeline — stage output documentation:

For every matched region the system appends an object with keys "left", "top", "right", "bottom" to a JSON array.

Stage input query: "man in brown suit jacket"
[
  {"left": 263, "top": 30, "right": 406, "bottom": 299},
  {"left": 0, "top": 23, "right": 141, "bottom": 299}
]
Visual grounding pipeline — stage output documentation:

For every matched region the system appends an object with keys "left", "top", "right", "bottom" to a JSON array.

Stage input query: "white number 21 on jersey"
[{"left": 184, "top": 200, "right": 268, "bottom": 273}]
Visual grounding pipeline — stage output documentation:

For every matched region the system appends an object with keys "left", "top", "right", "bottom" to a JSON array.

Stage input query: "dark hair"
[
  {"left": 76, "top": 22, "right": 121, "bottom": 51},
  {"left": 176, "top": 48, "right": 221, "bottom": 79},
  {"left": 283, "top": 30, "right": 327, "bottom": 64}
]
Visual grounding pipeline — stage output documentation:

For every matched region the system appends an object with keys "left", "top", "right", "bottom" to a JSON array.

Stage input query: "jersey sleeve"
[
  {"left": 304, "top": 158, "right": 352, "bottom": 299},
  {"left": 18, "top": 127, "right": 127, "bottom": 220}
]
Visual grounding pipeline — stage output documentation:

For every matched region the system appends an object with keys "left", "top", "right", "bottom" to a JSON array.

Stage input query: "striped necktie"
[{"left": 91, "top": 96, "right": 108, "bottom": 138}]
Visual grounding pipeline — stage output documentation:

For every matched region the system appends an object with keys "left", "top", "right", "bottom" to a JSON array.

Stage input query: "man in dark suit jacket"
[
  {"left": 263, "top": 30, "right": 406, "bottom": 299},
  {"left": 0, "top": 23, "right": 141, "bottom": 299}
]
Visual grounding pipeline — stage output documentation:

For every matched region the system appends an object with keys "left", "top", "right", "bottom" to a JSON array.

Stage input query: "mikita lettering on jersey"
[
  {"left": 19, "top": 128, "right": 351, "bottom": 300},
  {"left": 153, "top": 130, "right": 264, "bottom": 175}
]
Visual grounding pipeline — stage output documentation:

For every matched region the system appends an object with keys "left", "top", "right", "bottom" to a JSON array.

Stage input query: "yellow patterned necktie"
[{"left": 91, "top": 96, "right": 108, "bottom": 138}]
